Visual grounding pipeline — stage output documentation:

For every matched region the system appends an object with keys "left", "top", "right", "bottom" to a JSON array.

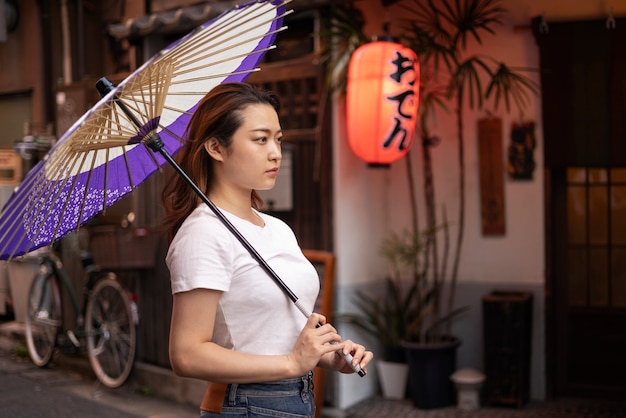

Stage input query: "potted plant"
[
  {"left": 396, "top": 0, "right": 536, "bottom": 407},
  {"left": 323, "top": 0, "right": 537, "bottom": 408},
  {"left": 337, "top": 274, "right": 411, "bottom": 399},
  {"left": 338, "top": 227, "right": 441, "bottom": 399}
]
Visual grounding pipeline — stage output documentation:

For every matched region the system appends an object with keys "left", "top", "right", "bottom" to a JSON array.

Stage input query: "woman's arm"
[{"left": 169, "top": 288, "right": 344, "bottom": 383}]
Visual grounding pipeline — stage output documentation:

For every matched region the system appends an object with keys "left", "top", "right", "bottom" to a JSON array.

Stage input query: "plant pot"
[
  {"left": 376, "top": 359, "right": 409, "bottom": 400},
  {"left": 401, "top": 337, "right": 461, "bottom": 409}
]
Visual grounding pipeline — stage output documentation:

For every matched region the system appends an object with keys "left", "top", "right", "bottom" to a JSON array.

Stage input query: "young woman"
[{"left": 162, "top": 82, "right": 373, "bottom": 417}]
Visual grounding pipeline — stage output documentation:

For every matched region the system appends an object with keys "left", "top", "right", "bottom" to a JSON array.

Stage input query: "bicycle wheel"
[
  {"left": 85, "top": 276, "right": 136, "bottom": 388},
  {"left": 25, "top": 272, "right": 62, "bottom": 367}
]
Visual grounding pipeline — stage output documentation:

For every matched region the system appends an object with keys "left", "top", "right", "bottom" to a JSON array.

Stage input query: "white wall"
[{"left": 330, "top": 0, "right": 626, "bottom": 410}]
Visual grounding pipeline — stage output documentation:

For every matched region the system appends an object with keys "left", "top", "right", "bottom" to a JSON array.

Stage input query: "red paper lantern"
[{"left": 346, "top": 40, "right": 420, "bottom": 167}]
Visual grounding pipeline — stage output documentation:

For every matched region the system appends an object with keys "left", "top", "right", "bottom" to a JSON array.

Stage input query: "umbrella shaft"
[
  {"left": 152, "top": 140, "right": 300, "bottom": 306},
  {"left": 96, "top": 76, "right": 365, "bottom": 377},
  {"left": 96, "top": 77, "right": 144, "bottom": 132},
  {"left": 96, "top": 77, "right": 298, "bottom": 304}
]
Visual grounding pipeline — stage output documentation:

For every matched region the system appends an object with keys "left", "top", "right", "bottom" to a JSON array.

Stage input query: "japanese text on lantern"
[{"left": 384, "top": 50, "right": 418, "bottom": 152}]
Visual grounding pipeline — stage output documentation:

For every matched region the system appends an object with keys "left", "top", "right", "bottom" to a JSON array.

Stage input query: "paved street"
[{"left": 0, "top": 347, "right": 199, "bottom": 418}]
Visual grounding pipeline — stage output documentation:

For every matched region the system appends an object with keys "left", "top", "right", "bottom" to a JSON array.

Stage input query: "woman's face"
[{"left": 215, "top": 103, "right": 283, "bottom": 192}]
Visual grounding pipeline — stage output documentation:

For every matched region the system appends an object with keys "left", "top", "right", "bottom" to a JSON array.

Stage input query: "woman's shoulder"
[
  {"left": 167, "top": 205, "right": 235, "bottom": 264},
  {"left": 174, "top": 205, "right": 231, "bottom": 240}
]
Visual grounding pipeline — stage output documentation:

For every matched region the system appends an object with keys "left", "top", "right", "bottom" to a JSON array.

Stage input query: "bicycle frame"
[
  {"left": 26, "top": 248, "right": 138, "bottom": 388},
  {"left": 38, "top": 252, "right": 83, "bottom": 329}
]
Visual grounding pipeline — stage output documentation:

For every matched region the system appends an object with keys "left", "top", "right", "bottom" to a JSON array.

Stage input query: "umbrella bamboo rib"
[
  {"left": 166, "top": 2, "right": 283, "bottom": 61},
  {"left": 168, "top": 11, "right": 288, "bottom": 66},
  {"left": 0, "top": 172, "right": 40, "bottom": 255},
  {"left": 170, "top": 25, "right": 287, "bottom": 73},
  {"left": 168, "top": 70, "right": 262, "bottom": 91},
  {"left": 163, "top": 16, "right": 289, "bottom": 85},
  {"left": 6, "top": 149, "right": 81, "bottom": 257},
  {"left": 49, "top": 149, "right": 93, "bottom": 240},
  {"left": 32, "top": 147, "right": 91, "bottom": 242},
  {"left": 170, "top": 47, "right": 275, "bottom": 80},
  {"left": 121, "top": 147, "right": 136, "bottom": 192},
  {"left": 102, "top": 147, "right": 110, "bottom": 217},
  {"left": 180, "top": 45, "right": 276, "bottom": 72},
  {"left": 158, "top": 125, "right": 185, "bottom": 147}
]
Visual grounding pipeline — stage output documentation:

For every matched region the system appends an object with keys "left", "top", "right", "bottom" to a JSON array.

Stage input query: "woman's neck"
[{"left": 208, "top": 187, "right": 263, "bottom": 227}]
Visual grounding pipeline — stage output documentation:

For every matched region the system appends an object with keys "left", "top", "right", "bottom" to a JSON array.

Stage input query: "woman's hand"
[
  {"left": 295, "top": 313, "right": 374, "bottom": 376},
  {"left": 286, "top": 313, "right": 344, "bottom": 376},
  {"left": 324, "top": 339, "right": 373, "bottom": 375}
]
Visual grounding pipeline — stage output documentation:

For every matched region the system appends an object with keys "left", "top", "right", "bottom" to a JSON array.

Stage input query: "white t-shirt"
[{"left": 166, "top": 204, "right": 320, "bottom": 355}]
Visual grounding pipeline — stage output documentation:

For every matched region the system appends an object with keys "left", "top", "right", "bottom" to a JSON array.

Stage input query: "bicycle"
[{"left": 24, "top": 247, "right": 138, "bottom": 388}]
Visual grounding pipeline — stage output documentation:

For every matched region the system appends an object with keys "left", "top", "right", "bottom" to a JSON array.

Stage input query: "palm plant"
[
  {"left": 326, "top": 0, "right": 537, "bottom": 353},
  {"left": 400, "top": 0, "right": 537, "bottom": 340},
  {"left": 339, "top": 228, "right": 438, "bottom": 362},
  {"left": 319, "top": 2, "right": 368, "bottom": 93}
]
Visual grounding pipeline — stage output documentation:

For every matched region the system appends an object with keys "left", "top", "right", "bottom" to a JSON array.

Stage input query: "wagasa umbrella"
[{"left": 0, "top": 0, "right": 290, "bottom": 260}]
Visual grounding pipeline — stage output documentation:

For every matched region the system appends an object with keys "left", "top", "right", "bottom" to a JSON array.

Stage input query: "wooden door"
[
  {"left": 549, "top": 168, "right": 626, "bottom": 399},
  {"left": 537, "top": 18, "right": 626, "bottom": 399}
]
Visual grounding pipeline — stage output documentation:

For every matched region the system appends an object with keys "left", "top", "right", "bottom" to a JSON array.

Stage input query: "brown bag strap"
[{"left": 200, "top": 382, "right": 229, "bottom": 413}]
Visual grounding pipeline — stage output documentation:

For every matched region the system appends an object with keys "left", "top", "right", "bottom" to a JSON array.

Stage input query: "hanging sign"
[{"left": 478, "top": 117, "right": 506, "bottom": 235}]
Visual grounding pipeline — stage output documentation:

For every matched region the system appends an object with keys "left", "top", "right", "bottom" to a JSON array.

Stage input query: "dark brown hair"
[{"left": 161, "top": 82, "right": 280, "bottom": 240}]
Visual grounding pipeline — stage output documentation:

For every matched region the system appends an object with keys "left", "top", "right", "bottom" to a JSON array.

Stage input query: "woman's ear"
[{"left": 204, "top": 138, "right": 224, "bottom": 161}]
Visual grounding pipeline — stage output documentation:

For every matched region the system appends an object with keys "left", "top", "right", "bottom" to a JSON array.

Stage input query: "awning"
[
  {"left": 106, "top": 0, "right": 333, "bottom": 42},
  {"left": 106, "top": 1, "right": 242, "bottom": 41}
]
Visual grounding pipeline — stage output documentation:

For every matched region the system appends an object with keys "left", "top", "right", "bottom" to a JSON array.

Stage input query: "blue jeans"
[{"left": 200, "top": 371, "right": 315, "bottom": 417}]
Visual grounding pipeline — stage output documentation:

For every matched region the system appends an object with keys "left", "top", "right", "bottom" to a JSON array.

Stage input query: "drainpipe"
[
  {"left": 76, "top": 0, "right": 84, "bottom": 80},
  {"left": 60, "top": 0, "right": 72, "bottom": 84},
  {"left": 38, "top": 0, "right": 54, "bottom": 124}
]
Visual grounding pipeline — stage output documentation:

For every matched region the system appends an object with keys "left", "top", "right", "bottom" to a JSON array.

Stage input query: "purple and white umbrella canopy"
[{"left": 0, "top": 0, "right": 290, "bottom": 260}]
